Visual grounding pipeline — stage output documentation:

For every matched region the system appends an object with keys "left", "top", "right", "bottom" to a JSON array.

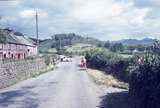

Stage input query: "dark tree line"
[
  {"left": 102, "top": 40, "right": 160, "bottom": 53},
  {"left": 103, "top": 41, "right": 124, "bottom": 52}
]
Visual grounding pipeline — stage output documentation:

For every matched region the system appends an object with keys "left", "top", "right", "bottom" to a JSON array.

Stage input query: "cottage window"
[
  {"left": 24, "top": 53, "right": 26, "bottom": 59},
  {"left": 11, "top": 54, "right": 14, "bottom": 58},
  {"left": 18, "top": 53, "right": 20, "bottom": 59},
  {"left": 3, "top": 54, "right": 6, "bottom": 58}
]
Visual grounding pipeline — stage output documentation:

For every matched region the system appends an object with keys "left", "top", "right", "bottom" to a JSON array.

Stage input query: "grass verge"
[{"left": 87, "top": 68, "right": 129, "bottom": 89}]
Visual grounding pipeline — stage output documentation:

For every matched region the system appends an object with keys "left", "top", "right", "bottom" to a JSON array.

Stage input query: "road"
[{"left": 0, "top": 57, "right": 126, "bottom": 108}]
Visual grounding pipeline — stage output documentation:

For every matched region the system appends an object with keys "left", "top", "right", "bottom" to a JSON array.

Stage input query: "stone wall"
[{"left": 0, "top": 56, "right": 55, "bottom": 89}]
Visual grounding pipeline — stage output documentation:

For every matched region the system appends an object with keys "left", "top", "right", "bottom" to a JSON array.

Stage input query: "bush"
[
  {"left": 85, "top": 47, "right": 160, "bottom": 108},
  {"left": 152, "top": 40, "right": 160, "bottom": 55},
  {"left": 85, "top": 48, "right": 132, "bottom": 82},
  {"left": 129, "top": 54, "right": 160, "bottom": 108},
  {"left": 44, "top": 56, "right": 51, "bottom": 65}
]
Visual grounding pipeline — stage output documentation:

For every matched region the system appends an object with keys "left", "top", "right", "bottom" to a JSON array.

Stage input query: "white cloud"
[
  {"left": 71, "top": 0, "right": 127, "bottom": 23},
  {"left": 70, "top": 0, "right": 150, "bottom": 25},
  {"left": 19, "top": 9, "right": 48, "bottom": 19},
  {"left": 0, "top": 0, "right": 160, "bottom": 40},
  {"left": 19, "top": 10, "right": 35, "bottom": 18},
  {"left": 66, "top": 0, "right": 152, "bottom": 40}
]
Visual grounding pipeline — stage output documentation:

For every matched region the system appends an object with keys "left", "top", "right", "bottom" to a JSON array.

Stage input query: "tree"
[
  {"left": 136, "top": 44, "right": 146, "bottom": 51},
  {"left": 110, "top": 43, "right": 124, "bottom": 52},
  {"left": 104, "top": 41, "right": 110, "bottom": 48},
  {"left": 56, "top": 47, "right": 67, "bottom": 55},
  {"left": 97, "top": 43, "right": 103, "bottom": 47},
  {"left": 152, "top": 40, "right": 160, "bottom": 55},
  {"left": 127, "top": 45, "right": 136, "bottom": 51}
]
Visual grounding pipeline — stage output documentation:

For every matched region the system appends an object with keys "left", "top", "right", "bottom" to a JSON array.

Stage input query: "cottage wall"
[
  {"left": 26, "top": 46, "right": 37, "bottom": 57},
  {"left": 0, "top": 56, "right": 55, "bottom": 88},
  {"left": 27, "top": 46, "right": 34, "bottom": 56},
  {"left": 0, "top": 29, "right": 38, "bottom": 59},
  {"left": 0, "top": 43, "right": 37, "bottom": 59}
]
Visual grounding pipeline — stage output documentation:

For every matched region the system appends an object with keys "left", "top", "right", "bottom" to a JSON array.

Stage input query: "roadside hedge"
[
  {"left": 129, "top": 54, "right": 160, "bottom": 108},
  {"left": 85, "top": 48, "right": 132, "bottom": 82},
  {"left": 85, "top": 47, "right": 160, "bottom": 108}
]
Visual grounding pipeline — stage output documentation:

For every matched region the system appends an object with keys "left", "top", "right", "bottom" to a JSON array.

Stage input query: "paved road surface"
[{"left": 0, "top": 57, "right": 105, "bottom": 108}]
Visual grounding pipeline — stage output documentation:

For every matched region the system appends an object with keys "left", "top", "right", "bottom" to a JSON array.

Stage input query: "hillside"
[
  {"left": 113, "top": 38, "right": 156, "bottom": 46},
  {"left": 37, "top": 33, "right": 103, "bottom": 52},
  {"left": 29, "top": 34, "right": 158, "bottom": 53},
  {"left": 66, "top": 43, "right": 96, "bottom": 54}
]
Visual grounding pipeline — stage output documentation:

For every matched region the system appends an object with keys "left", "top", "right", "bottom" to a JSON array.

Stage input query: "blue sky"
[{"left": 0, "top": 0, "right": 160, "bottom": 40}]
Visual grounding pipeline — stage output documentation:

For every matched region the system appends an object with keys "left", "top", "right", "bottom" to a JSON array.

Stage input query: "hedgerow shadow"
[
  {"left": 0, "top": 88, "right": 38, "bottom": 108},
  {"left": 98, "top": 91, "right": 130, "bottom": 108}
]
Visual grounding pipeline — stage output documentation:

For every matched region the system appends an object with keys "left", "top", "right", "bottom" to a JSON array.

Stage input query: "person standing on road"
[{"left": 81, "top": 56, "right": 87, "bottom": 69}]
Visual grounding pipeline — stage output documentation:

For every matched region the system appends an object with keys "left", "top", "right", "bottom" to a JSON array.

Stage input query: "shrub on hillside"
[{"left": 129, "top": 54, "right": 160, "bottom": 108}]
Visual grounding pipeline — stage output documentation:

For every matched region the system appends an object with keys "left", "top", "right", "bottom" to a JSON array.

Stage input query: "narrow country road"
[{"left": 0, "top": 57, "right": 103, "bottom": 108}]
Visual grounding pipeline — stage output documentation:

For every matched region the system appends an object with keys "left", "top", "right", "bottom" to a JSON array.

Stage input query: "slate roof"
[
  {"left": 0, "top": 30, "right": 21, "bottom": 44},
  {"left": 25, "top": 37, "right": 37, "bottom": 45},
  {"left": 0, "top": 29, "right": 36, "bottom": 47},
  {"left": 7, "top": 35, "right": 21, "bottom": 44},
  {"left": 11, "top": 35, "right": 36, "bottom": 47}
]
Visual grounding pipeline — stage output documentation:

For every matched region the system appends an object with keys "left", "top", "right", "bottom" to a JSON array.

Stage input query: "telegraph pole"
[
  {"left": 35, "top": 11, "right": 39, "bottom": 47},
  {"left": 59, "top": 37, "right": 61, "bottom": 50}
]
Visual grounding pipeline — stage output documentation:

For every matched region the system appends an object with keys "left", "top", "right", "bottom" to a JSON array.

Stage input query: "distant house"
[
  {"left": 133, "top": 49, "right": 138, "bottom": 53},
  {"left": 0, "top": 29, "right": 38, "bottom": 59}
]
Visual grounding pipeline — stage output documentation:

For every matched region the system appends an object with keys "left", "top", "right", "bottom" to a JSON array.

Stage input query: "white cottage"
[{"left": 0, "top": 29, "right": 38, "bottom": 59}]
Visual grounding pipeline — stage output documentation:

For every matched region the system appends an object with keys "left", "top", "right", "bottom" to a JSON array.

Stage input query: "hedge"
[
  {"left": 85, "top": 48, "right": 132, "bottom": 82},
  {"left": 129, "top": 54, "right": 160, "bottom": 108},
  {"left": 85, "top": 47, "right": 160, "bottom": 108}
]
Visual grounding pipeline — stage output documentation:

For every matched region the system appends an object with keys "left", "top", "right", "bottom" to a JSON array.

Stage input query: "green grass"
[
  {"left": 66, "top": 43, "right": 96, "bottom": 54},
  {"left": 48, "top": 48, "right": 57, "bottom": 53},
  {"left": 119, "top": 53, "right": 133, "bottom": 58}
]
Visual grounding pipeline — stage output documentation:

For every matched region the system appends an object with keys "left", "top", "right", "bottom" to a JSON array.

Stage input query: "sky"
[{"left": 0, "top": 0, "right": 160, "bottom": 41}]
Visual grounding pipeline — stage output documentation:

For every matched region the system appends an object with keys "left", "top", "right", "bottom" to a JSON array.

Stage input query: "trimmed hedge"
[{"left": 129, "top": 54, "right": 160, "bottom": 108}]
